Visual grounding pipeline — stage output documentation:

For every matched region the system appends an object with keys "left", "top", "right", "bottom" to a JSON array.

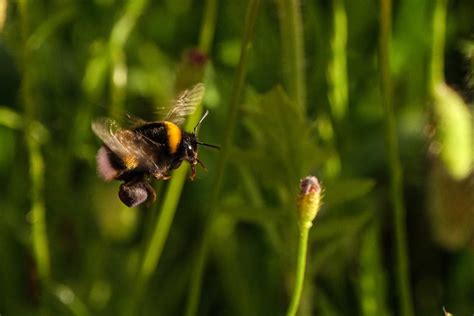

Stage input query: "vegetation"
[{"left": 0, "top": 0, "right": 473, "bottom": 315}]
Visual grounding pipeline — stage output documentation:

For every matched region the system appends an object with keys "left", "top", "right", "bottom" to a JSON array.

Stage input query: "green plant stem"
[
  {"left": 18, "top": 0, "right": 51, "bottom": 282},
  {"left": 128, "top": 0, "right": 219, "bottom": 313},
  {"left": 328, "top": 0, "right": 348, "bottom": 121},
  {"left": 133, "top": 124, "right": 200, "bottom": 292},
  {"left": 108, "top": 0, "right": 149, "bottom": 119},
  {"left": 0, "top": 0, "right": 7, "bottom": 32},
  {"left": 286, "top": 225, "right": 310, "bottom": 316},
  {"left": 137, "top": 176, "right": 187, "bottom": 281},
  {"left": 276, "top": 0, "right": 306, "bottom": 110},
  {"left": 198, "top": 0, "right": 218, "bottom": 54},
  {"left": 430, "top": 0, "right": 447, "bottom": 92},
  {"left": 28, "top": 138, "right": 50, "bottom": 280},
  {"left": 185, "top": 1, "right": 261, "bottom": 315},
  {"left": 48, "top": 283, "right": 90, "bottom": 316},
  {"left": 324, "top": 0, "right": 349, "bottom": 178},
  {"left": 358, "top": 223, "right": 390, "bottom": 316},
  {"left": 379, "top": 1, "right": 414, "bottom": 316}
]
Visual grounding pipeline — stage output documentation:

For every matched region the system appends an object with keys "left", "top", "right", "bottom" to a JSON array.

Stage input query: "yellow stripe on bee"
[
  {"left": 123, "top": 155, "right": 139, "bottom": 169},
  {"left": 163, "top": 121, "right": 182, "bottom": 154}
]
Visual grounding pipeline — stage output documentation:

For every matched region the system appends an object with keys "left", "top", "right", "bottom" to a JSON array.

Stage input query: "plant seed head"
[{"left": 297, "top": 176, "right": 322, "bottom": 228}]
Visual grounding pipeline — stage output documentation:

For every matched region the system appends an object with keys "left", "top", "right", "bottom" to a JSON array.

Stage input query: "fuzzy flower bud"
[{"left": 297, "top": 176, "right": 322, "bottom": 229}]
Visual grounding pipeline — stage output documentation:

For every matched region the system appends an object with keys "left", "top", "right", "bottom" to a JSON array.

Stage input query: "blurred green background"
[{"left": 0, "top": 0, "right": 473, "bottom": 315}]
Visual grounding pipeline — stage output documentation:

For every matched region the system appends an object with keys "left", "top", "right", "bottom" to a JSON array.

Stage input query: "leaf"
[
  {"left": 0, "top": 106, "right": 23, "bottom": 130},
  {"left": 27, "top": 6, "right": 77, "bottom": 50},
  {"left": 323, "top": 178, "right": 375, "bottom": 207},
  {"left": 310, "top": 209, "right": 373, "bottom": 243}
]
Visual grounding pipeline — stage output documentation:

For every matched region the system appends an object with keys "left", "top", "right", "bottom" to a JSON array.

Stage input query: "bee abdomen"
[
  {"left": 134, "top": 121, "right": 181, "bottom": 155},
  {"left": 96, "top": 146, "right": 121, "bottom": 181}
]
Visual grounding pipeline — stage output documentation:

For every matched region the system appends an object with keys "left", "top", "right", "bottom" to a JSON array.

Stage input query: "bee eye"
[{"left": 188, "top": 145, "right": 192, "bottom": 150}]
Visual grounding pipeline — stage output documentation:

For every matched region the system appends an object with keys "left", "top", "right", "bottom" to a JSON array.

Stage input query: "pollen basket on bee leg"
[
  {"left": 163, "top": 121, "right": 182, "bottom": 154},
  {"left": 119, "top": 181, "right": 149, "bottom": 207},
  {"left": 96, "top": 146, "right": 119, "bottom": 181}
]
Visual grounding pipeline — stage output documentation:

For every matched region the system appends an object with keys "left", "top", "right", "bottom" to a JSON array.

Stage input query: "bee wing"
[
  {"left": 126, "top": 113, "right": 148, "bottom": 128},
  {"left": 164, "top": 83, "right": 205, "bottom": 126},
  {"left": 91, "top": 118, "right": 133, "bottom": 157},
  {"left": 91, "top": 118, "right": 163, "bottom": 172}
]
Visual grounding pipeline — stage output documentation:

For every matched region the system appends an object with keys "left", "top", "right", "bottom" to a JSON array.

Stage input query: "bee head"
[
  {"left": 182, "top": 110, "right": 220, "bottom": 179},
  {"left": 182, "top": 133, "right": 199, "bottom": 164}
]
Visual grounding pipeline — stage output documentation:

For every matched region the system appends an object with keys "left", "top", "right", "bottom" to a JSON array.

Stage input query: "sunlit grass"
[{"left": 378, "top": 1, "right": 414, "bottom": 315}]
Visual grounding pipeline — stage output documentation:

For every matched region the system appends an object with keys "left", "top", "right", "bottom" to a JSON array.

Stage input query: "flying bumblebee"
[{"left": 91, "top": 83, "right": 219, "bottom": 207}]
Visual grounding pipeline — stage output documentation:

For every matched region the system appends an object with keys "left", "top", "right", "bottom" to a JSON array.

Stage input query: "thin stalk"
[
  {"left": 276, "top": 0, "right": 306, "bottom": 110},
  {"left": 288, "top": 176, "right": 321, "bottom": 316},
  {"left": 133, "top": 110, "right": 202, "bottom": 294},
  {"left": 324, "top": 0, "right": 349, "bottom": 178},
  {"left": 429, "top": 0, "right": 447, "bottom": 92},
  {"left": 379, "top": 1, "right": 414, "bottom": 316},
  {"left": 198, "top": 0, "right": 218, "bottom": 54},
  {"left": 328, "top": 0, "right": 348, "bottom": 121},
  {"left": 18, "top": 0, "right": 51, "bottom": 281},
  {"left": 0, "top": 0, "right": 7, "bottom": 32},
  {"left": 49, "top": 283, "right": 90, "bottom": 316},
  {"left": 286, "top": 226, "right": 310, "bottom": 316},
  {"left": 185, "top": 1, "right": 261, "bottom": 315},
  {"left": 128, "top": 0, "right": 219, "bottom": 313},
  {"left": 358, "top": 223, "right": 390, "bottom": 316},
  {"left": 108, "top": 0, "right": 149, "bottom": 119},
  {"left": 28, "top": 138, "right": 50, "bottom": 280}
]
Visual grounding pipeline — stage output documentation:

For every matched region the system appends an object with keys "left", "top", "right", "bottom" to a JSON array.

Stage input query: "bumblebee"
[{"left": 91, "top": 83, "right": 219, "bottom": 207}]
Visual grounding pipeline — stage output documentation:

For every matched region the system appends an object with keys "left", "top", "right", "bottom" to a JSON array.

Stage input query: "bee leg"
[
  {"left": 188, "top": 164, "right": 196, "bottom": 181},
  {"left": 153, "top": 172, "right": 171, "bottom": 181},
  {"left": 143, "top": 182, "right": 157, "bottom": 207}
]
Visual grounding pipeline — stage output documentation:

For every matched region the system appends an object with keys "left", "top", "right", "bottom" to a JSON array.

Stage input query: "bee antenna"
[
  {"left": 193, "top": 110, "right": 209, "bottom": 135},
  {"left": 197, "top": 141, "right": 220, "bottom": 150}
]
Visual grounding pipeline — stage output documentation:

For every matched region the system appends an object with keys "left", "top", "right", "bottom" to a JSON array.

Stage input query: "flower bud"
[{"left": 297, "top": 176, "right": 322, "bottom": 228}]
